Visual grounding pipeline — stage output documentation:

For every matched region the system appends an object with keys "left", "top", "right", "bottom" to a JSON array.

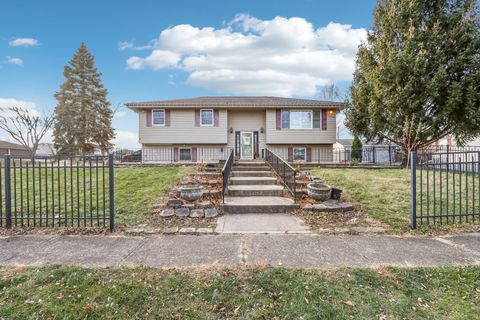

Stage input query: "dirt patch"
[{"left": 294, "top": 208, "right": 389, "bottom": 231}]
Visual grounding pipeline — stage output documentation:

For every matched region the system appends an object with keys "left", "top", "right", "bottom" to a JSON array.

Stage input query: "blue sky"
[{"left": 0, "top": 0, "right": 377, "bottom": 148}]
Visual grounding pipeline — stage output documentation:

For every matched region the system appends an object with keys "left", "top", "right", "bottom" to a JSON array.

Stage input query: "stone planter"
[
  {"left": 307, "top": 182, "right": 331, "bottom": 201},
  {"left": 179, "top": 186, "right": 204, "bottom": 201}
]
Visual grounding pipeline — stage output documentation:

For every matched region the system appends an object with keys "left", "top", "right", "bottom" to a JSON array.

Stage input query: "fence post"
[
  {"left": 4, "top": 155, "right": 11, "bottom": 228},
  {"left": 389, "top": 145, "right": 392, "bottom": 166},
  {"left": 411, "top": 151, "right": 417, "bottom": 229},
  {"left": 108, "top": 154, "right": 115, "bottom": 232}
]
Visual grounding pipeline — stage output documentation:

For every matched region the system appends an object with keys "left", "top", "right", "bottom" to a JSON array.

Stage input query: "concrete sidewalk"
[{"left": 0, "top": 233, "right": 479, "bottom": 268}]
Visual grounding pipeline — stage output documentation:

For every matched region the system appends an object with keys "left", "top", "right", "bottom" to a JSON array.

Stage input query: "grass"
[
  {"left": 0, "top": 265, "right": 478, "bottom": 319},
  {"left": 310, "top": 168, "right": 480, "bottom": 233},
  {"left": 114, "top": 166, "right": 192, "bottom": 226}
]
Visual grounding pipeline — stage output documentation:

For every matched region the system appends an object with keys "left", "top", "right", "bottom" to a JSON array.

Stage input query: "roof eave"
[{"left": 125, "top": 103, "right": 345, "bottom": 109}]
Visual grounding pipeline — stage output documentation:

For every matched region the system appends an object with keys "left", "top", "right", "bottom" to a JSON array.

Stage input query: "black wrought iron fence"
[
  {"left": 221, "top": 149, "right": 234, "bottom": 203},
  {"left": 265, "top": 148, "right": 297, "bottom": 201},
  {"left": 0, "top": 154, "right": 114, "bottom": 231},
  {"left": 411, "top": 150, "right": 480, "bottom": 229},
  {"left": 113, "top": 149, "right": 142, "bottom": 163}
]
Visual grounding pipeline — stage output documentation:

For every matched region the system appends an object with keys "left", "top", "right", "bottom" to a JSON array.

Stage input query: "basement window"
[
  {"left": 179, "top": 148, "right": 192, "bottom": 161},
  {"left": 293, "top": 147, "right": 306, "bottom": 161}
]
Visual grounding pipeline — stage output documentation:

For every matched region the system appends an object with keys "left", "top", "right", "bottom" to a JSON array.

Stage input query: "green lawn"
[
  {"left": 114, "top": 166, "right": 192, "bottom": 226},
  {"left": 310, "top": 168, "right": 480, "bottom": 233},
  {"left": 0, "top": 265, "right": 478, "bottom": 319}
]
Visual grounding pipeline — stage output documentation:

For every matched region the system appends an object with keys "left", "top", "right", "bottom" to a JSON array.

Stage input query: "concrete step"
[
  {"left": 229, "top": 177, "right": 278, "bottom": 185},
  {"left": 235, "top": 161, "right": 266, "bottom": 166},
  {"left": 221, "top": 196, "right": 299, "bottom": 214},
  {"left": 231, "top": 171, "right": 272, "bottom": 177},
  {"left": 232, "top": 166, "right": 271, "bottom": 171},
  {"left": 228, "top": 185, "right": 284, "bottom": 197}
]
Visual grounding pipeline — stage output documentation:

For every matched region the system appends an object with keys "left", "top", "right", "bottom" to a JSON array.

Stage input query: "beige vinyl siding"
[
  {"left": 227, "top": 110, "right": 266, "bottom": 152},
  {"left": 267, "top": 145, "right": 333, "bottom": 163},
  {"left": 138, "top": 109, "right": 228, "bottom": 144},
  {"left": 142, "top": 144, "right": 232, "bottom": 163},
  {"left": 265, "top": 109, "right": 336, "bottom": 144}
]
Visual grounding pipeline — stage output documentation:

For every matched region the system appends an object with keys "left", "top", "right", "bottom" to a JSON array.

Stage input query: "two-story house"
[{"left": 126, "top": 96, "right": 343, "bottom": 163}]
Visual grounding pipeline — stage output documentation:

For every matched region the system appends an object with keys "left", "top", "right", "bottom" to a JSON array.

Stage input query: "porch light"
[
  {"left": 229, "top": 127, "right": 233, "bottom": 133},
  {"left": 260, "top": 128, "right": 264, "bottom": 133},
  {"left": 328, "top": 109, "right": 336, "bottom": 116}
]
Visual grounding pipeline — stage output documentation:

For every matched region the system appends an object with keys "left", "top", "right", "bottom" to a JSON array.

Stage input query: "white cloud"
[
  {"left": 9, "top": 37, "right": 40, "bottom": 47},
  {"left": 127, "top": 50, "right": 180, "bottom": 70},
  {"left": 113, "top": 130, "right": 139, "bottom": 149},
  {"left": 0, "top": 97, "right": 37, "bottom": 112},
  {"left": 118, "top": 41, "right": 134, "bottom": 51},
  {"left": 125, "top": 14, "right": 367, "bottom": 97},
  {"left": 118, "top": 40, "right": 155, "bottom": 51},
  {"left": 4, "top": 56, "right": 23, "bottom": 65}
]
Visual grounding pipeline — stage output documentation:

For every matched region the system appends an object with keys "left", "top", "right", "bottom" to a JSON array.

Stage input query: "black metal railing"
[
  {"left": 411, "top": 150, "right": 480, "bottom": 229},
  {"left": 265, "top": 148, "right": 297, "bottom": 201},
  {"left": 0, "top": 154, "right": 115, "bottom": 231},
  {"left": 221, "top": 149, "right": 234, "bottom": 203}
]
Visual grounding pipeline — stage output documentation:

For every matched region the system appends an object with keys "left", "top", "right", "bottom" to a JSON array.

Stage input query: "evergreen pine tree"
[
  {"left": 53, "top": 43, "right": 115, "bottom": 155},
  {"left": 351, "top": 135, "right": 363, "bottom": 162}
]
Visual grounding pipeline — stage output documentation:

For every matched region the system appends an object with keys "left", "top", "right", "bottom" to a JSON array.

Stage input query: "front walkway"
[
  {"left": 216, "top": 214, "right": 310, "bottom": 234},
  {"left": 1, "top": 233, "right": 479, "bottom": 268}
]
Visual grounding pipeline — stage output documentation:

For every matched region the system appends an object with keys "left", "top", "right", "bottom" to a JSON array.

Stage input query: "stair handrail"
[
  {"left": 264, "top": 148, "right": 297, "bottom": 201},
  {"left": 221, "top": 149, "right": 235, "bottom": 203}
]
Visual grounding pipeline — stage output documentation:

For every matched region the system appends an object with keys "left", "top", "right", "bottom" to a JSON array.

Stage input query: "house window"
[
  {"left": 152, "top": 109, "right": 165, "bottom": 126},
  {"left": 200, "top": 109, "right": 214, "bottom": 126},
  {"left": 293, "top": 147, "right": 306, "bottom": 161},
  {"left": 290, "top": 111, "right": 312, "bottom": 129},
  {"left": 179, "top": 148, "right": 192, "bottom": 161}
]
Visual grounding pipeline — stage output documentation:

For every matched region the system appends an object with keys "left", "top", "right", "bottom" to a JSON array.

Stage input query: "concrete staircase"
[{"left": 221, "top": 161, "right": 299, "bottom": 214}]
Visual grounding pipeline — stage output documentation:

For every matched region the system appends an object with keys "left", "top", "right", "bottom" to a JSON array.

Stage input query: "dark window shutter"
[
  {"left": 165, "top": 110, "right": 171, "bottom": 127},
  {"left": 276, "top": 109, "right": 281, "bottom": 130},
  {"left": 307, "top": 147, "right": 312, "bottom": 162},
  {"left": 321, "top": 109, "right": 327, "bottom": 130},
  {"left": 146, "top": 110, "right": 152, "bottom": 127},
  {"left": 288, "top": 147, "right": 293, "bottom": 162},
  {"left": 192, "top": 147, "right": 197, "bottom": 162},
  {"left": 214, "top": 109, "right": 219, "bottom": 127},
  {"left": 195, "top": 110, "right": 200, "bottom": 126},
  {"left": 253, "top": 131, "right": 259, "bottom": 158},
  {"left": 313, "top": 110, "right": 321, "bottom": 129},
  {"left": 173, "top": 147, "right": 179, "bottom": 162},
  {"left": 235, "top": 131, "right": 240, "bottom": 156}
]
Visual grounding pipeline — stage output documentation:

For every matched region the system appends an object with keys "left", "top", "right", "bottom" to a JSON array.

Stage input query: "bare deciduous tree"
[
  {"left": 320, "top": 83, "right": 341, "bottom": 101},
  {"left": 0, "top": 106, "right": 54, "bottom": 157}
]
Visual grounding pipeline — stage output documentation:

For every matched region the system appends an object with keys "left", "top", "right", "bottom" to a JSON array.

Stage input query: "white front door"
[{"left": 240, "top": 132, "right": 254, "bottom": 160}]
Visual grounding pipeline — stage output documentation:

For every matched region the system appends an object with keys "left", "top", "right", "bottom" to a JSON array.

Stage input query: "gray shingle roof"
[
  {"left": 0, "top": 140, "right": 27, "bottom": 150},
  {"left": 126, "top": 96, "right": 345, "bottom": 108}
]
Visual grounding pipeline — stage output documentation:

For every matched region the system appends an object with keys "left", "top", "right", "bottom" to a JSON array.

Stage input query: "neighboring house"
[
  {"left": 333, "top": 139, "right": 398, "bottom": 163},
  {"left": 35, "top": 143, "right": 56, "bottom": 157},
  {"left": 0, "top": 140, "right": 30, "bottom": 157},
  {"left": 434, "top": 134, "right": 480, "bottom": 150},
  {"left": 126, "top": 96, "right": 343, "bottom": 163}
]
